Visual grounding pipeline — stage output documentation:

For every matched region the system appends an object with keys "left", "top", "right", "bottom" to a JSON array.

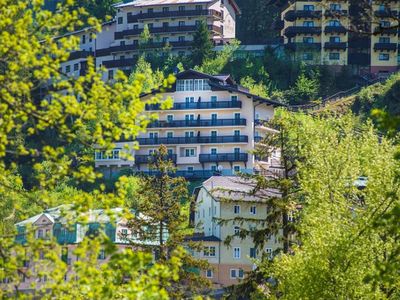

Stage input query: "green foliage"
[
  {"left": 129, "top": 56, "right": 165, "bottom": 93},
  {"left": 191, "top": 20, "right": 214, "bottom": 66},
  {"left": 240, "top": 76, "right": 270, "bottom": 97},
  {"left": 286, "top": 73, "right": 320, "bottom": 105}
]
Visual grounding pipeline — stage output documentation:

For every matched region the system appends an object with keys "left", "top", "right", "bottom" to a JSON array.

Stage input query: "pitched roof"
[
  {"left": 185, "top": 233, "right": 221, "bottom": 242},
  {"left": 201, "top": 176, "right": 281, "bottom": 202}
]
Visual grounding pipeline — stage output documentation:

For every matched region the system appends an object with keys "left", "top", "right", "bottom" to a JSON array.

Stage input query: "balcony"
[
  {"left": 135, "top": 154, "right": 177, "bottom": 164},
  {"left": 324, "top": 42, "right": 347, "bottom": 50},
  {"left": 146, "top": 100, "right": 242, "bottom": 111},
  {"left": 147, "top": 118, "right": 247, "bottom": 128},
  {"left": 68, "top": 50, "right": 94, "bottom": 60},
  {"left": 284, "top": 10, "right": 322, "bottom": 22},
  {"left": 127, "top": 9, "right": 222, "bottom": 23},
  {"left": 374, "top": 42, "right": 397, "bottom": 51},
  {"left": 324, "top": 9, "right": 348, "bottom": 17},
  {"left": 115, "top": 25, "right": 222, "bottom": 39},
  {"left": 136, "top": 169, "right": 216, "bottom": 179},
  {"left": 136, "top": 135, "right": 249, "bottom": 145},
  {"left": 284, "top": 26, "right": 321, "bottom": 37},
  {"left": 325, "top": 25, "right": 347, "bottom": 34},
  {"left": 374, "top": 10, "right": 398, "bottom": 18},
  {"left": 373, "top": 27, "right": 398, "bottom": 35},
  {"left": 199, "top": 153, "right": 249, "bottom": 163},
  {"left": 285, "top": 42, "right": 321, "bottom": 51},
  {"left": 102, "top": 58, "right": 136, "bottom": 69}
]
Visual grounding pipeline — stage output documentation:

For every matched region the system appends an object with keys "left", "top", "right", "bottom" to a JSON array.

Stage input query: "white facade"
[{"left": 94, "top": 70, "right": 285, "bottom": 180}]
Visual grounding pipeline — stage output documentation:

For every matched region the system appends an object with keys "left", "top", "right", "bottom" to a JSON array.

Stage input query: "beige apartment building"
[
  {"left": 280, "top": 0, "right": 400, "bottom": 76},
  {"left": 94, "top": 69, "right": 285, "bottom": 180},
  {"left": 191, "top": 176, "right": 282, "bottom": 287}
]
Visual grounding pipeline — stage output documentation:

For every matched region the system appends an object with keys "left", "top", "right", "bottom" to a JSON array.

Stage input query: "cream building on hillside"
[
  {"left": 190, "top": 176, "right": 282, "bottom": 287},
  {"left": 94, "top": 69, "right": 285, "bottom": 180}
]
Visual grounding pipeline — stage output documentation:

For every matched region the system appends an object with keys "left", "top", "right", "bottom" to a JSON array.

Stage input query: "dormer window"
[{"left": 176, "top": 79, "right": 210, "bottom": 91}]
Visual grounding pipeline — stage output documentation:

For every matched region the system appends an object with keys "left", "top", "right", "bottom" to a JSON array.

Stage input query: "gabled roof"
[{"left": 200, "top": 176, "right": 281, "bottom": 202}]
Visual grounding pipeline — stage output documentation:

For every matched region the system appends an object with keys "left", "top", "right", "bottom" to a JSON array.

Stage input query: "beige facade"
[
  {"left": 191, "top": 176, "right": 282, "bottom": 287},
  {"left": 280, "top": 0, "right": 400, "bottom": 75},
  {"left": 94, "top": 70, "right": 285, "bottom": 180}
]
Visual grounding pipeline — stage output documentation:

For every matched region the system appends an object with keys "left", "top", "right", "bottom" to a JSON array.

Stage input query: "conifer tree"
[{"left": 192, "top": 20, "right": 214, "bottom": 67}]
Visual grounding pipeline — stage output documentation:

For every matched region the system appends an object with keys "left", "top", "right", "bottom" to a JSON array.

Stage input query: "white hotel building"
[{"left": 95, "top": 69, "right": 285, "bottom": 180}]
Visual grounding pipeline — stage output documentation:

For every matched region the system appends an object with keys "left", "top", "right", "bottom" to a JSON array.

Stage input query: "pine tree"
[{"left": 191, "top": 20, "right": 214, "bottom": 67}]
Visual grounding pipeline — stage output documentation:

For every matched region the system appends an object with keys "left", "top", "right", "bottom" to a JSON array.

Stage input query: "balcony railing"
[
  {"left": 285, "top": 42, "right": 321, "bottom": 51},
  {"left": 68, "top": 50, "right": 94, "bottom": 60},
  {"left": 135, "top": 154, "right": 177, "bottom": 164},
  {"left": 136, "top": 170, "right": 218, "bottom": 179},
  {"left": 146, "top": 100, "right": 242, "bottom": 111},
  {"left": 324, "top": 9, "right": 348, "bottom": 17},
  {"left": 373, "top": 27, "right": 398, "bottom": 35},
  {"left": 374, "top": 42, "right": 397, "bottom": 51},
  {"left": 325, "top": 25, "right": 347, "bottom": 34},
  {"left": 96, "top": 41, "right": 193, "bottom": 57},
  {"left": 284, "top": 26, "right": 321, "bottom": 37},
  {"left": 199, "top": 153, "right": 249, "bottom": 163},
  {"left": 284, "top": 10, "right": 322, "bottom": 22},
  {"left": 102, "top": 58, "right": 136, "bottom": 69},
  {"left": 374, "top": 10, "right": 398, "bottom": 18},
  {"left": 128, "top": 9, "right": 222, "bottom": 23},
  {"left": 324, "top": 42, "right": 347, "bottom": 50},
  {"left": 147, "top": 118, "right": 247, "bottom": 128},
  {"left": 115, "top": 25, "right": 222, "bottom": 39},
  {"left": 136, "top": 135, "right": 248, "bottom": 145}
]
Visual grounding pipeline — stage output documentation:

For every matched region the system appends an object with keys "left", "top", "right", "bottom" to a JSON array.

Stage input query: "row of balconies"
[
  {"left": 147, "top": 118, "right": 247, "bottom": 129},
  {"left": 127, "top": 9, "right": 222, "bottom": 23},
  {"left": 134, "top": 153, "right": 249, "bottom": 164},
  {"left": 285, "top": 42, "right": 399, "bottom": 51},
  {"left": 146, "top": 100, "right": 242, "bottom": 111},
  {"left": 96, "top": 41, "right": 192, "bottom": 57},
  {"left": 115, "top": 25, "right": 222, "bottom": 40},
  {"left": 284, "top": 9, "right": 349, "bottom": 22},
  {"left": 136, "top": 135, "right": 248, "bottom": 145},
  {"left": 284, "top": 26, "right": 348, "bottom": 37}
]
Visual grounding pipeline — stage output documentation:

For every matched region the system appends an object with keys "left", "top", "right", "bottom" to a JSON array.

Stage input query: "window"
[
  {"left": 186, "top": 96, "right": 195, "bottom": 103},
  {"left": 238, "top": 269, "right": 244, "bottom": 278},
  {"left": 211, "top": 113, "right": 217, "bottom": 123},
  {"left": 185, "top": 131, "right": 194, "bottom": 138},
  {"left": 230, "top": 269, "right": 237, "bottom": 278},
  {"left": 118, "top": 17, "right": 123, "bottom": 24},
  {"left": 303, "top": 5, "right": 314, "bottom": 11},
  {"left": 379, "top": 37, "right": 390, "bottom": 43},
  {"left": 89, "top": 34, "right": 93, "bottom": 42},
  {"left": 167, "top": 115, "right": 173, "bottom": 122},
  {"left": 176, "top": 79, "right": 210, "bottom": 91},
  {"left": 178, "top": 36, "right": 185, "bottom": 42},
  {"left": 195, "top": 20, "right": 201, "bottom": 27},
  {"left": 185, "top": 114, "right": 195, "bottom": 121},
  {"left": 250, "top": 206, "right": 257, "bottom": 215},
  {"left": 108, "top": 70, "right": 114, "bottom": 80},
  {"left": 211, "top": 130, "right": 217, "bottom": 137},
  {"left": 148, "top": 8, "right": 153, "bottom": 14},
  {"left": 162, "top": 22, "right": 169, "bottom": 29},
  {"left": 82, "top": 34, "right": 86, "bottom": 44},
  {"left": 179, "top": 21, "right": 185, "bottom": 27},
  {"left": 330, "top": 3, "right": 341, "bottom": 11},
  {"left": 149, "top": 132, "right": 158, "bottom": 139},
  {"left": 211, "top": 96, "right": 217, "bottom": 102},
  {"left": 303, "top": 37, "right": 314, "bottom": 44},
  {"left": 185, "top": 148, "right": 196, "bottom": 157},
  {"left": 250, "top": 248, "right": 256, "bottom": 258},
  {"left": 133, "top": 39, "right": 139, "bottom": 45},
  {"left": 303, "top": 21, "right": 314, "bottom": 27},
  {"left": 37, "top": 229, "right": 43, "bottom": 238},
  {"left": 329, "top": 52, "right": 340, "bottom": 60},
  {"left": 206, "top": 269, "right": 213, "bottom": 278},
  {"left": 303, "top": 53, "right": 313, "bottom": 60},
  {"left": 233, "top": 165, "right": 241, "bottom": 173},
  {"left": 162, "top": 37, "right": 169, "bottom": 43},
  {"left": 234, "top": 113, "right": 241, "bottom": 120},
  {"left": 74, "top": 63, "right": 79, "bottom": 71},
  {"left": 234, "top": 147, "right": 240, "bottom": 154},
  {"left": 211, "top": 148, "right": 217, "bottom": 155},
  {"left": 233, "top": 247, "right": 241, "bottom": 259},
  {"left": 211, "top": 165, "right": 217, "bottom": 172},
  {"left": 98, "top": 249, "right": 106, "bottom": 260},
  {"left": 265, "top": 248, "right": 273, "bottom": 260},
  {"left": 167, "top": 132, "right": 173, "bottom": 138},
  {"left": 379, "top": 53, "right": 390, "bottom": 61},
  {"left": 133, "top": 24, "right": 139, "bottom": 30},
  {"left": 203, "top": 246, "right": 216, "bottom": 257},
  {"left": 187, "top": 166, "right": 194, "bottom": 172},
  {"left": 234, "top": 226, "right": 240, "bottom": 235},
  {"left": 162, "top": 7, "right": 169, "bottom": 12},
  {"left": 231, "top": 95, "right": 238, "bottom": 102},
  {"left": 196, "top": 5, "right": 202, "bottom": 10},
  {"left": 330, "top": 36, "right": 341, "bottom": 43},
  {"left": 234, "top": 130, "right": 240, "bottom": 136},
  {"left": 328, "top": 20, "right": 340, "bottom": 27},
  {"left": 179, "top": 6, "right": 185, "bottom": 11},
  {"left": 234, "top": 205, "right": 240, "bottom": 214},
  {"left": 65, "top": 65, "right": 70, "bottom": 73}
]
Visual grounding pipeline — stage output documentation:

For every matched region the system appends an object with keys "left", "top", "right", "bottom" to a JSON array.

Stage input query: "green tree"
[
  {"left": 286, "top": 73, "right": 320, "bottom": 105},
  {"left": 127, "top": 145, "right": 210, "bottom": 297},
  {"left": 129, "top": 55, "right": 165, "bottom": 94},
  {"left": 191, "top": 20, "right": 214, "bottom": 66}
]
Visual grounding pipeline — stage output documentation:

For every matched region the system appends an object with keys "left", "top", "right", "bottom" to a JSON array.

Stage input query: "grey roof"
[
  {"left": 202, "top": 176, "right": 281, "bottom": 202},
  {"left": 185, "top": 233, "right": 221, "bottom": 242}
]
